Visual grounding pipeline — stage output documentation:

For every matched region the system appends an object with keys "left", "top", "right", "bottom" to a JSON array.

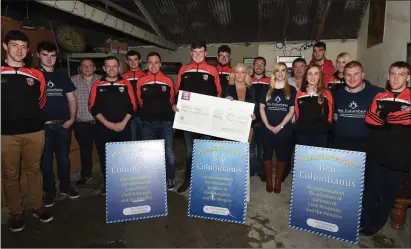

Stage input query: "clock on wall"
[{"left": 56, "top": 26, "right": 86, "bottom": 53}]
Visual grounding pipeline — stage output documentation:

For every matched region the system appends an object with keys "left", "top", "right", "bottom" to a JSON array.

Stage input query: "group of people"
[{"left": 2, "top": 29, "right": 410, "bottom": 238}]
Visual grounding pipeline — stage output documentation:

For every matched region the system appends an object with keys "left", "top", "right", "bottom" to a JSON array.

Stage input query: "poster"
[
  {"left": 289, "top": 145, "right": 365, "bottom": 244},
  {"left": 105, "top": 140, "right": 168, "bottom": 223},
  {"left": 188, "top": 140, "right": 248, "bottom": 224}
]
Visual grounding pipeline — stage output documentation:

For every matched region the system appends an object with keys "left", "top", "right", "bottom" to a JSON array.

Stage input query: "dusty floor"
[{"left": 2, "top": 135, "right": 410, "bottom": 248}]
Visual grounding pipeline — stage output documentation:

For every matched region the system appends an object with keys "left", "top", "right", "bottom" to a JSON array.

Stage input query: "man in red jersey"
[
  {"left": 121, "top": 50, "right": 145, "bottom": 141},
  {"left": 361, "top": 61, "right": 410, "bottom": 236},
  {"left": 1, "top": 30, "right": 53, "bottom": 232},
  {"left": 216, "top": 44, "right": 231, "bottom": 97},
  {"left": 174, "top": 40, "right": 222, "bottom": 192},
  {"left": 309, "top": 41, "right": 335, "bottom": 89},
  {"left": 136, "top": 52, "right": 176, "bottom": 190}
]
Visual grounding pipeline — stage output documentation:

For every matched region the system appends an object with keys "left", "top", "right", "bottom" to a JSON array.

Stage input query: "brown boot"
[
  {"left": 274, "top": 161, "right": 286, "bottom": 193},
  {"left": 263, "top": 160, "right": 273, "bottom": 192}
]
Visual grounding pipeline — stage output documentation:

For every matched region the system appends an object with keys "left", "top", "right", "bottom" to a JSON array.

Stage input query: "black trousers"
[
  {"left": 95, "top": 123, "right": 131, "bottom": 181},
  {"left": 361, "top": 161, "right": 405, "bottom": 235},
  {"left": 74, "top": 122, "right": 96, "bottom": 178},
  {"left": 295, "top": 132, "right": 328, "bottom": 148},
  {"left": 331, "top": 136, "right": 367, "bottom": 152}
]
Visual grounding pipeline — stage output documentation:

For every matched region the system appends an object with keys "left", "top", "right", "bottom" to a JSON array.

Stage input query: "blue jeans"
[
  {"left": 183, "top": 131, "right": 212, "bottom": 181},
  {"left": 250, "top": 122, "right": 264, "bottom": 176},
  {"left": 141, "top": 121, "right": 176, "bottom": 180},
  {"left": 40, "top": 124, "right": 72, "bottom": 193},
  {"left": 130, "top": 117, "right": 143, "bottom": 141}
]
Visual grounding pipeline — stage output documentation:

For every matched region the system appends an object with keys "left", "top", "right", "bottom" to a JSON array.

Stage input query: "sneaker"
[
  {"left": 101, "top": 187, "right": 106, "bottom": 196},
  {"left": 76, "top": 177, "right": 92, "bottom": 187},
  {"left": 43, "top": 191, "right": 55, "bottom": 208},
  {"left": 9, "top": 213, "right": 25, "bottom": 232},
  {"left": 60, "top": 188, "right": 80, "bottom": 199},
  {"left": 167, "top": 179, "right": 176, "bottom": 190},
  {"left": 32, "top": 207, "right": 53, "bottom": 223},
  {"left": 177, "top": 181, "right": 189, "bottom": 193}
]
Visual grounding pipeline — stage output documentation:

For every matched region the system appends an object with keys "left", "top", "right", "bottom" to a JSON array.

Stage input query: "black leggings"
[{"left": 262, "top": 128, "right": 294, "bottom": 163}]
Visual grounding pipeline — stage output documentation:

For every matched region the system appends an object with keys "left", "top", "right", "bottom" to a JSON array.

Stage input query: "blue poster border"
[
  {"left": 105, "top": 140, "right": 168, "bottom": 224},
  {"left": 288, "top": 145, "right": 365, "bottom": 244},
  {"left": 187, "top": 139, "right": 249, "bottom": 224}
]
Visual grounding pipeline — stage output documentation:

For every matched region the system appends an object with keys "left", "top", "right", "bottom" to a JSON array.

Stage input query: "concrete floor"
[{"left": 2, "top": 135, "right": 410, "bottom": 248}]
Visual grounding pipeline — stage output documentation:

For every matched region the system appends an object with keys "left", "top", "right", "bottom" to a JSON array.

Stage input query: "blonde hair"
[
  {"left": 266, "top": 62, "right": 291, "bottom": 101},
  {"left": 336, "top": 52, "right": 352, "bottom": 63},
  {"left": 228, "top": 63, "right": 251, "bottom": 87}
]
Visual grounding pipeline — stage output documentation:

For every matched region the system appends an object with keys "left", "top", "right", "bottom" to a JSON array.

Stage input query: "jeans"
[
  {"left": 183, "top": 131, "right": 212, "bottom": 181},
  {"left": 250, "top": 121, "right": 264, "bottom": 176},
  {"left": 141, "top": 121, "right": 176, "bottom": 180},
  {"left": 95, "top": 123, "right": 131, "bottom": 181},
  {"left": 40, "top": 124, "right": 72, "bottom": 193},
  {"left": 74, "top": 121, "right": 96, "bottom": 178},
  {"left": 130, "top": 117, "right": 143, "bottom": 141},
  {"left": 361, "top": 162, "right": 405, "bottom": 234}
]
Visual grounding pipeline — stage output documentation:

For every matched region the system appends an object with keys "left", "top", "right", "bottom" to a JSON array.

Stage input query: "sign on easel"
[
  {"left": 289, "top": 145, "right": 365, "bottom": 244},
  {"left": 105, "top": 140, "right": 168, "bottom": 223},
  {"left": 188, "top": 140, "right": 249, "bottom": 224}
]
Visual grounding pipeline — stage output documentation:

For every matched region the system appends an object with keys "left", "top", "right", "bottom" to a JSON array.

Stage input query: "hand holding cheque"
[{"left": 173, "top": 91, "right": 255, "bottom": 142}]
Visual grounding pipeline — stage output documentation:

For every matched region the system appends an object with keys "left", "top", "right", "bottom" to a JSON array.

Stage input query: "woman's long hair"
[
  {"left": 266, "top": 62, "right": 291, "bottom": 101},
  {"left": 301, "top": 64, "right": 325, "bottom": 104},
  {"left": 228, "top": 63, "right": 251, "bottom": 87}
]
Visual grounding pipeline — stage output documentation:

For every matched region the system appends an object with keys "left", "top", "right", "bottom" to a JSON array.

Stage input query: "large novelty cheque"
[
  {"left": 289, "top": 145, "right": 365, "bottom": 244},
  {"left": 105, "top": 140, "right": 168, "bottom": 223},
  {"left": 173, "top": 91, "right": 255, "bottom": 142},
  {"left": 188, "top": 140, "right": 248, "bottom": 224}
]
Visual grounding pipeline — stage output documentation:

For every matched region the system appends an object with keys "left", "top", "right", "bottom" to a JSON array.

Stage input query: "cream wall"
[
  {"left": 133, "top": 43, "right": 259, "bottom": 68},
  {"left": 258, "top": 40, "right": 358, "bottom": 73},
  {"left": 357, "top": 1, "right": 411, "bottom": 87}
]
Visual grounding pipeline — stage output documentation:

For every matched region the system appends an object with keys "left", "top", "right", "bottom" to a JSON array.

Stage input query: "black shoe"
[
  {"left": 167, "top": 179, "right": 176, "bottom": 190},
  {"left": 76, "top": 177, "right": 92, "bottom": 187},
  {"left": 177, "top": 181, "right": 189, "bottom": 193},
  {"left": 32, "top": 208, "right": 53, "bottom": 223},
  {"left": 9, "top": 213, "right": 25, "bottom": 232},
  {"left": 43, "top": 191, "right": 55, "bottom": 208},
  {"left": 60, "top": 188, "right": 80, "bottom": 199}
]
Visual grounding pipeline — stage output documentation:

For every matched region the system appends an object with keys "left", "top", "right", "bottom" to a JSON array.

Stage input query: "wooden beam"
[{"left": 315, "top": 0, "right": 332, "bottom": 41}]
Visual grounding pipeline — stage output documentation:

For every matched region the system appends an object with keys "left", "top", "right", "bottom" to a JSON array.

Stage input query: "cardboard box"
[{"left": 105, "top": 40, "right": 128, "bottom": 54}]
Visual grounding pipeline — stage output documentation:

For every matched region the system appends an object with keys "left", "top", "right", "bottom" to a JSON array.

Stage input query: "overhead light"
[
  {"left": 20, "top": 1, "right": 36, "bottom": 30},
  {"left": 20, "top": 18, "right": 36, "bottom": 30}
]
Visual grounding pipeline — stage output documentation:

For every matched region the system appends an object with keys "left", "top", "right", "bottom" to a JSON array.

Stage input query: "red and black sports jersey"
[
  {"left": 365, "top": 88, "right": 410, "bottom": 170},
  {"left": 136, "top": 71, "right": 175, "bottom": 122},
  {"left": 1, "top": 61, "right": 47, "bottom": 135},
  {"left": 294, "top": 90, "right": 333, "bottom": 134},
  {"left": 250, "top": 75, "right": 270, "bottom": 122},
  {"left": 121, "top": 69, "right": 145, "bottom": 92},
  {"left": 216, "top": 64, "right": 231, "bottom": 97},
  {"left": 88, "top": 77, "right": 136, "bottom": 123},
  {"left": 175, "top": 61, "right": 222, "bottom": 97},
  {"left": 121, "top": 69, "right": 145, "bottom": 117}
]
